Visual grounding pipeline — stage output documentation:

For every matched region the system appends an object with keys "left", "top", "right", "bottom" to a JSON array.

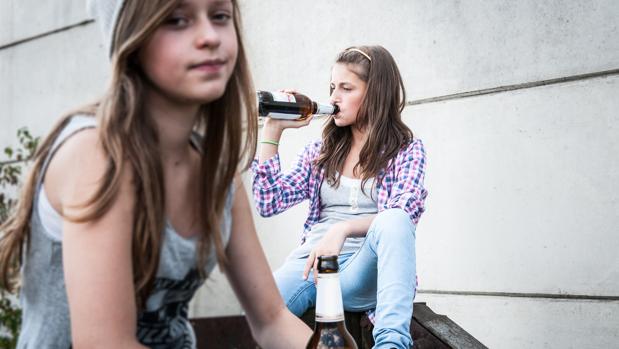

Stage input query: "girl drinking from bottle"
[
  {"left": 253, "top": 45, "right": 427, "bottom": 349},
  {"left": 0, "top": 0, "right": 311, "bottom": 348}
]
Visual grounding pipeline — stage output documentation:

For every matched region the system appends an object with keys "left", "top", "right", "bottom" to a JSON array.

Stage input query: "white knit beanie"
[{"left": 87, "top": 0, "right": 128, "bottom": 56}]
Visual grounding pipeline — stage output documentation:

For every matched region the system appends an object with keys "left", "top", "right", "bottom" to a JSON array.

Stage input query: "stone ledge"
[{"left": 190, "top": 302, "right": 488, "bottom": 348}]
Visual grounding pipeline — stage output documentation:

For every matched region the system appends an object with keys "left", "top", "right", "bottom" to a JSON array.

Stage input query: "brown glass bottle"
[
  {"left": 257, "top": 90, "right": 339, "bottom": 121},
  {"left": 306, "top": 255, "right": 357, "bottom": 349}
]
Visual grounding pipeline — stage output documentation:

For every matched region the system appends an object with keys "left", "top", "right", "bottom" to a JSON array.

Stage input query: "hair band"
[
  {"left": 260, "top": 139, "right": 279, "bottom": 146},
  {"left": 347, "top": 48, "right": 372, "bottom": 62}
]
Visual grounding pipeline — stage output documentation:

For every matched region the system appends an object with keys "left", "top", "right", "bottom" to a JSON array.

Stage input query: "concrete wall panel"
[
  {"left": 409, "top": 75, "right": 619, "bottom": 295},
  {"left": 0, "top": 0, "right": 88, "bottom": 47},
  {"left": 0, "top": 23, "right": 108, "bottom": 149},
  {"left": 241, "top": 0, "right": 619, "bottom": 100}
]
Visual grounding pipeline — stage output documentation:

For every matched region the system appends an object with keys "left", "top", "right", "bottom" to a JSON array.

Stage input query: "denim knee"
[
  {"left": 274, "top": 266, "right": 316, "bottom": 317},
  {"left": 369, "top": 208, "right": 416, "bottom": 242},
  {"left": 283, "top": 281, "right": 316, "bottom": 317}
]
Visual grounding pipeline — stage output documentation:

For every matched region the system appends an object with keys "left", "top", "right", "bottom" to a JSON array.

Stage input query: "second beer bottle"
[
  {"left": 257, "top": 90, "right": 339, "bottom": 121},
  {"left": 306, "top": 255, "right": 358, "bottom": 349}
]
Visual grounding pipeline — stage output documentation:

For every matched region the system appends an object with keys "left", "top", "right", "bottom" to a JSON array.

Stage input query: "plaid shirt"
[{"left": 252, "top": 138, "right": 427, "bottom": 243}]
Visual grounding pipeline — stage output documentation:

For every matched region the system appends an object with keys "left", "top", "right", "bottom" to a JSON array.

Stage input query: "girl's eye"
[
  {"left": 329, "top": 85, "right": 335, "bottom": 95},
  {"left": 165, "top": 16, "right": 189, "bottom": 28},
  {"left": 212, "top": 12, "right": 232, "bottom": 23}
]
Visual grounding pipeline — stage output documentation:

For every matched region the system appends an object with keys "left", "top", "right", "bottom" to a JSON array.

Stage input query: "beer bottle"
[
  {"left": 257, "top": 90, "right": 339, "bottom": 121},
  {"left": 306, "top": 255, "right": 357, "bottom": 349}
]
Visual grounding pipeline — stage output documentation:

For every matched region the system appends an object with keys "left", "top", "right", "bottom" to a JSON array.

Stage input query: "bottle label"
[
  {"left": 315, "top": 273, "right": 345, "bottom": 322},
  {"left": 267, "top": 112, "right": 303, "bottom": 120},
  {"left": 270, "top": 91, "right": 296, "bottom": 103}
]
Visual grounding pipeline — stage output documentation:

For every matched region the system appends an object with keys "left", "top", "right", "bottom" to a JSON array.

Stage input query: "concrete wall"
[{"left": 1, "top": 1, "right": 618, "bottom": 348}]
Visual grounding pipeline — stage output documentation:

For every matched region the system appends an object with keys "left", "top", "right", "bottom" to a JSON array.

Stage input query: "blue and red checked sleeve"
[
  {"left": 384, "top": 139, "right": 428, "bottom": 225},
  {"left": 251, "top": 143, "right": 316, "bottom": 217}
]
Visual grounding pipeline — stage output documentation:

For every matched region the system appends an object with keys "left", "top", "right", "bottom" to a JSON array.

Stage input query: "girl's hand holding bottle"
[
  {"left": 261, "top": 89, "right": 314, "bottom": 131},
  {"left": 262, "top": 110, "right": 314, "bottom": 133},
  {"left": 302, "top": 222, "right": 350, "bottom": 282},
  {"left": 258, "top": 88, "right": 339, "bottom": 138},
  {"left": 258, "top": 89, "right": 318, "bottom": 163}
]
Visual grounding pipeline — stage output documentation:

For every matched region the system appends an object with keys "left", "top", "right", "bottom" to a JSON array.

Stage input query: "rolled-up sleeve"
[{"left": 251, "top": 143, "right": 316, "bottom": 217}]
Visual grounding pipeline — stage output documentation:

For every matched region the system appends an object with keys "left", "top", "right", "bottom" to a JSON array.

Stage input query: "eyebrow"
[
  {"left": 175, "top": 1, "right": 190, "bottom": 10},
  {"left": 177, "top": 0, "right": 232, "bottom": 9}
]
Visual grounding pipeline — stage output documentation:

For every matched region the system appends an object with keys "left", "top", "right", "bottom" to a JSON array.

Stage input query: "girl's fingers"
[
  {"left": 302, "top": 115, "right": 314, "bottom": 125},
  {"left": 277, "top": 88, "right": 299, "bottom": 94},
  {"left": 313, "top": 259, "right": 318, "bottom": 283},
  {"left": 289, "top": 115, "right": 312, "bottom": 128},
  {"left": 303, "top": 252, "right": 315, "bottom": 279}
]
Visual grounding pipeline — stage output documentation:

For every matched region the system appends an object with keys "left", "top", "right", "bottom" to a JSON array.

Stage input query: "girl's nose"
[
  {"left": 195, "top": 17, "right": 221, "bottom": 49},
  {"left": 330, "top": 91, "right": 340, "bottom": 105}
]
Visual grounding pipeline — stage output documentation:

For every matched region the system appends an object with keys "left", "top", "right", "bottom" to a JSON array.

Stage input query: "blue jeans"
[{"left": 274, "top": 209, "right": 417, "bottom": 349}]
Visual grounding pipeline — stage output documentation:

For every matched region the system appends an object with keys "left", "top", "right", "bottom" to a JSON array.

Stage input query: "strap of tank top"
[{"left": 36, "top": 115, "right": 98, "bottom": 187}]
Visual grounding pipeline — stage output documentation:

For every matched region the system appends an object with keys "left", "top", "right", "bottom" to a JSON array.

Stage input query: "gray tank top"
[
  {"left": 287, "top": 175, "right": 378, "bottom": 260},
  {"left": 16, "top": 115, "right": 233, "bottom": 349}
]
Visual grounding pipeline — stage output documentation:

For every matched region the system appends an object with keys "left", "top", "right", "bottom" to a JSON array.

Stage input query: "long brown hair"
[
  {"left": 0, "top": 0, "right": 257, "bottom": 308},
  {"left": 316, "top": 45, "right": 413, "bottom": 189}
]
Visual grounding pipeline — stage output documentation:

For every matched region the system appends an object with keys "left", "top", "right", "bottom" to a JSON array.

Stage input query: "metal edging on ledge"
[
  {"left": 0, "top": 19, "right": 94, "bottom": 51},
  {"left": 418, "top": 289, "right": 619, "bottom": 301},
  {"left": 405, "top": 68, "right": 619, "bottom": 106}
]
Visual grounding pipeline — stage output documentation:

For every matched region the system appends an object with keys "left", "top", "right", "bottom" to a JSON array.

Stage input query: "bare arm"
[
  {"left": 302, "top": 215, "right": 377, "bottom": 280},
  {"left": 224, "top": 176, "right": 312, "bottom": 348},
  {"left": 258, "top": 118, "right": 284, "bottom": 164},
  {"left": 258, "top": 89, "right": 313, "bottom": 164},
  {"left": 338, "top": 214, "right": 377, "bottom": 238},
  {"left": 46, "top": 129, "right": 146, "bottom": 349}
]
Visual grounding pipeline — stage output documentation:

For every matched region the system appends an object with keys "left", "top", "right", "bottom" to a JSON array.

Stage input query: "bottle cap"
[{"left": 317, "top": 255, "right": 339, "bottom": 273}]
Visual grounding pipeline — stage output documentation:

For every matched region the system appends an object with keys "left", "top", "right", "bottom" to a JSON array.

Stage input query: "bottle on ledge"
[
  {"left": 306, "top": 255, "right": 357, "bottom": 349},
  {"left": 257, "top": 90, "right": 339, "bottom": 121}
]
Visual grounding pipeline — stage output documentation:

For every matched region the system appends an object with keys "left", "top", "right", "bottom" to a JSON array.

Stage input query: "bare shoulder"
[{"left": 44, "top": 128, "right": 133, "bottom": 215}]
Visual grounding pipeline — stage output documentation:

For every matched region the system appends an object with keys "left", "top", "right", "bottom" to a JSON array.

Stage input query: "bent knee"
[
  {"left": 371, "top": 209, "right": 416, "bottom": 238},
  {"left": 376, "top": 208, "right": 411, "bottom": 223}
]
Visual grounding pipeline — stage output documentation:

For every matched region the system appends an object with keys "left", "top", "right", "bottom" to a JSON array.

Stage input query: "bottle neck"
[
  {"left": 315, "top": 272, "right": 344, "bottom": 323},
  {"left": 315, "top": 102, "right": 337, "bottom": 115}
]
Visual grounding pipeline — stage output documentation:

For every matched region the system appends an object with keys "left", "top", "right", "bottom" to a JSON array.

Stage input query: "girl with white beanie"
[{"left": 0, "top": 0, "right": 312, "bottom": 348}]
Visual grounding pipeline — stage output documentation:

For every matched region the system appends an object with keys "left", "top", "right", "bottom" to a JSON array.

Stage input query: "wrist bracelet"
[{"left": 260, "top": 140, "right": 279, "bottom": 146}]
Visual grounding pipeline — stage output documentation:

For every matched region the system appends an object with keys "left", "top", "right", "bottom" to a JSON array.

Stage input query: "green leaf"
[{"left": 0, "top": 127, "right": 35, "bottom": 344}]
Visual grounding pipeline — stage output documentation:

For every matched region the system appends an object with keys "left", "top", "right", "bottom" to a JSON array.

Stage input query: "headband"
[{"left": 346, "top": 48, "right": 372, "bottom": 62}]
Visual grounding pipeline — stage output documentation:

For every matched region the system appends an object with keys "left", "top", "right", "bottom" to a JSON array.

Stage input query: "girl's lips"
[
  {"left": 190, "top": 62, "right": 225, "bottom": 73},
  {"left": 189, "top": 59, "right": 226, "bottom": 73}
]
